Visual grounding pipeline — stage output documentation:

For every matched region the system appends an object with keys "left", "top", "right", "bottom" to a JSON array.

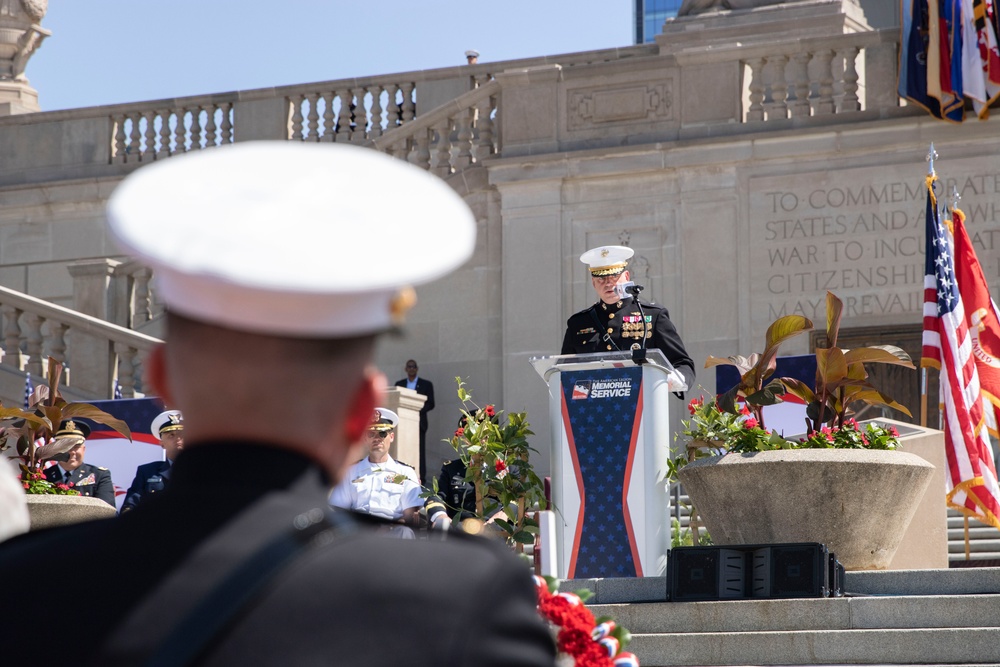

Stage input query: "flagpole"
[{"left": 920, "top": 144, "right": 936, "bottom": 428}]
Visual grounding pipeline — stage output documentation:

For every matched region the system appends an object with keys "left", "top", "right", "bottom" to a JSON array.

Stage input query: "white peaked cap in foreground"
[
  {"left": 579, "top": 245, "right": 634, "bottom": 277},
  {"left": 106, "top": 142, "right": 476, "bottom": 337}
]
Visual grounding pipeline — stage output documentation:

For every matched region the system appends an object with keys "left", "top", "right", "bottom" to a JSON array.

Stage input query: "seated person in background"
[
  {"left": 120, "top": 410, "right": 184, "bottom": 514},
  {"left": 43, "top": 420, "right": 115, "bottom": 507},
  {"left": 330, "top": 408, "right": 423, "bottom": 535}
]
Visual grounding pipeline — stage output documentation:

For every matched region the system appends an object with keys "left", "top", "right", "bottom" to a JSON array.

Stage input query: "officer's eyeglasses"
[
  {"left": 593, "top": 273, "right": 623, "bottom": 284},
  {"left": 367, "top": 430, "right": 389, "bottom": 440}
]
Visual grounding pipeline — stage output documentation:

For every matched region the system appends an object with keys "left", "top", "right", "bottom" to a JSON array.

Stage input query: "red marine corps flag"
[
  {"left": 921, "top": 166, "right": 1000, "bottom": 529},
  {"left": 950, "top": 206, "right": 1000, "bottom": 436}
]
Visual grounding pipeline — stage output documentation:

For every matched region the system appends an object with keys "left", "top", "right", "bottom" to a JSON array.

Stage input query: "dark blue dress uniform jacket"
[
  {"left": 120, "top": 459, "right": 171, "bottom": 513},
  {"left": 0, "top": 443, "right": 556, "bottom": 667}
]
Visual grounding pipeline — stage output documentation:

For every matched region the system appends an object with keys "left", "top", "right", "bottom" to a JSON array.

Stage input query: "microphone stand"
[{"left": 627, "top": 284, "right": 647, "bottom": 365}]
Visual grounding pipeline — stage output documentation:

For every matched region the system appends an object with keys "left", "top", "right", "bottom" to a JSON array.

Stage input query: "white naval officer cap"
[
  {"left": 106, "top": 142, "right": 476, "bottom": 338},
  {"left": 150, "top": 410, "right": 183, "bottom": 440},
  {"left": 579, "top": 245, "right": 634, "bottom": 277},
  {"left": 369, "top": 408, "right": 399, "bottom": 432},
  {"left": 465, "top": 49, "right": 480, "bottom": 58}
]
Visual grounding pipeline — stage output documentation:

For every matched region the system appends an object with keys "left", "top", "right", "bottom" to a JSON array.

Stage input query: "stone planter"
[
  {"left": 677, "top": 449, "right": 934, "bottom": 570},
  {"left": 25, "top": 494, "right": 116, "bottom": 530}
]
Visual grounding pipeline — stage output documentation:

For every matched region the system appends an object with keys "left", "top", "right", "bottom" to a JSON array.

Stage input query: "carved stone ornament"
[
  {"left": 568, "top": 82, "right": 673, "bottom": 130},
  {"left": 0, "top": 0, "right": 49, "bottom": 82}
]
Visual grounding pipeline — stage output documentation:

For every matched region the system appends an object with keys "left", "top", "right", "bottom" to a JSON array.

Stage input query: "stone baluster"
[
  {"left": 47, "top": 320, "right": 67, "bottom": 367},
  {"left": 369, "top": 86, "right": 384, "bottom": 139},
  {"left": 351, "top": 88, "right": 368, "bottom": 143},
  {"left": 746, "top": 59, "right": 766, "bottom": 122},
  {"left": 306, "top": 93, "right": 321, "bottom": 141},
  {"left": 173, "top": 109, "right": 189, "bottom": 153},
  {"left": 127, "top": 114, "right": 142, "bottom": 163},
  {"left": 2, "top": 306, "right": 23, "bottom": 369},
  {"left": 22, "top": 314, "right": 43, "bottom": 377},
  {"left": 387, "top": 84, "right": 403, "bottom": 128},
  {"left": 220, "top": 103, "right": 234, "bottom": 144},
  {"left": 812, "top": 49, "right": 836, "bottom": 115},
  {"left": 767, "top": 54, "right": 790, "bottom": 121},
  {"left": 132, "top": 267, "right": 154, "bottom": 326},
  {"left": 400, "top": 82, "right": 415, "bottom": 122},
  {"left": 430, "top": 117, "right": 452, "bottom": 177},
  {"left": 322, "top": 92, "right": 336, "bottom": 141},
  {"left": 840, "top": 46, "right": 861, "bottom": 112},
  {"left": 408, "top": 128, "right": 431, "bottom": 170},
  {"left": 336, "top": 90, "right": 353, "bottom": 142},
  {"left": 289, "top": 95, "right": 304, "bottom": 141},
  {"left": 115, "top": 343, "right": 137, "bottom": 398},
  {"left": 142, "top": 111, "right": 156, "bottom": 159},
  {"left": 204, "top": 105, "right": 218, "bottom": 147},
  {"left": 472, "top": 95, "right": 494, "bottom": 162},
  {"left": 157, "top": 109, "right": 172, "bottom": 158},
  {"left": 190, "top": 107, "right": 204, "bottom": 150},
  {"left": 454, "top": 107, "right": 474, "bottom": 169},
  {"left": 112, "top": 115, "right": 128, "bottom": 164},
  {"left": 789, "top": 53, "right": 812, "bottom": 118},
  {"left": 388, "top": 137, "right": 410, "bottom": 161}
]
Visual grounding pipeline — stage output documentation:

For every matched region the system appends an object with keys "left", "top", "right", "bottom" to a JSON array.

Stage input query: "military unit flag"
[
  {"left": 921, "top": 170, "right": 1000, "bottom": 529},
  {"left": 900, "top": 0, "right": 1000, "bottom": 121}
]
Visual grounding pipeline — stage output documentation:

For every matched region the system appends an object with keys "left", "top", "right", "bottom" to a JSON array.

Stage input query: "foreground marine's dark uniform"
[
  {"left": 0, "top": 444, "right": 555, "bottom": 667},
  {"left": 561, "top": 296, "right": 696, "bottom": 391}
]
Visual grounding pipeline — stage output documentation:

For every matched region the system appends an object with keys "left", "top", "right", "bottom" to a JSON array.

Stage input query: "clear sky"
[{"left": 27, "top": 1, "right": 634, "bottom": 112}]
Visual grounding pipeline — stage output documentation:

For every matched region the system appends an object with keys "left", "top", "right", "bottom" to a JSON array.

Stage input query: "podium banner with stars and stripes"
[{"left": 556, "top": 363, "right": 667, "bottom": 579}]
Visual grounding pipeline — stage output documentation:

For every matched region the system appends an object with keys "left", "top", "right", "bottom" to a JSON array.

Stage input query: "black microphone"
[{"left": 615, "top": 281, "right": 644, "bottom": 299}]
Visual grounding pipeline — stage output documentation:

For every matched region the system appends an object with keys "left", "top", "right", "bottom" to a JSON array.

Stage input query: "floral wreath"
[{"left": 534, "top": 575, "right": 639, "bottom": 667}]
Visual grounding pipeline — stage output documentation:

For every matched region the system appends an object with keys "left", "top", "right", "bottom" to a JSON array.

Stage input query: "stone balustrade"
[
  {"left": 111, "top": 99, "right": 235, "bottom": 164},
  {"left": 0, "top": 285, "right": 161, "bottom": 398},
  {"left": 736, "top": 29, "right": 898, "bottom": 122},
  {"left": 108, "top": 260, "right": 164, "bottom": 330},
  {"left": 368, "top": 79, "right": 500, "bottom": 176}
]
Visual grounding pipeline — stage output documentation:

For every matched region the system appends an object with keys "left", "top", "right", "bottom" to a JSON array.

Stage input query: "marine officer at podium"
[{"left": 561, "top": 245, "right": 695, "bottom": 395}]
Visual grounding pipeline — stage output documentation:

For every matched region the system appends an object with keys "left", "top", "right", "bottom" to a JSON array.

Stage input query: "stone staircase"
[{"left": 567, "top": 568, "right": 1000, "bottom": 667}]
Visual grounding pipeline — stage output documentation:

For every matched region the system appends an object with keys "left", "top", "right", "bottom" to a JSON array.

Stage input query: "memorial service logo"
[{"left": 572, "top": 378, "right": 633, "bottom": 400}]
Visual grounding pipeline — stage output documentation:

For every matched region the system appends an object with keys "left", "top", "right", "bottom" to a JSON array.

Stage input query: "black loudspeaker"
[
  {"left": 828, "top": 553, "right": 845, "bottom": 597},
  {"left": 669, "top": 543, "right": 835, "bottom": 601},
  {"left": 668, "top": 547, "right": 746, "bottom": 601},
  {"left": 756, "top": 543, "right": 829, "bottom": 598}
]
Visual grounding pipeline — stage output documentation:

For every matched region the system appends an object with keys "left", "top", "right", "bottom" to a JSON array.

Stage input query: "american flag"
[
  {"left": 113, "top": 379, "right": 123, "bottom": 400},
  {"left": 23, "top": 373, "right": 32, "bottom": 409},
  {"left": 921, "top": 172, "right": 1000, "bottom": 529}
]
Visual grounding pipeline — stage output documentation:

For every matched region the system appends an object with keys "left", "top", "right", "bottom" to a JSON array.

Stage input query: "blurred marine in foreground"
[{"left": 0, "top": 142, "right": 555, "bottom": 667}]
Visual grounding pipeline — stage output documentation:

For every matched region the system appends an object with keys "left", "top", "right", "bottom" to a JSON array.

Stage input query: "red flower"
[
  {"left": 740, "top": 405, "right": 751, "bottom": 416},
  {"left": 485, "top": 404, "right": 496, "bottom": 417},
  {"left": 687, "top": 397, "right": 703, "bottom": 415},
  {"left": 56, "top": 483, "right": 69, "bottom": 491},
  {"left": 744, "top": 417, "right": 758, "bottom": 429},
  {"left": 861, "top": 433, "right": 869, "bottom": 446},
  {"left": 454, "top": 428, "right": 464, "bottom": 438},
  {"left": 889, "top": 426, "right": 899, "bottom": 437},
  {"left": 495, "top": 459, "right": 507, "bottom": 474},
  {"left": 846, "top": 418, "right": 858, "bottom": 429},
  {"left": 22, "top": 482, "right": 28, "bottom": 489}
]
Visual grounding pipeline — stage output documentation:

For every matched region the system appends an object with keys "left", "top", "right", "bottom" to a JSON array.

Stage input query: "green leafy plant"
[
  {"left": 797, "top": 419, "right": 900, "bottom": 450},
  {"left": 443, "top": 378, "right": 547, "bottom": 550},
  {"left": 0, "top": 358, "right": 132, "bottom": 495}
]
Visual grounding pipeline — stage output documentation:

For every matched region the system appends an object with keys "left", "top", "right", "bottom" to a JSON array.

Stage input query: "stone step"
[
  {"left": 589, "top": 594, "right": 1000, "bottom": 634},
  {"left": 625, "top": 627, "right": 999, "bottom": 667}
]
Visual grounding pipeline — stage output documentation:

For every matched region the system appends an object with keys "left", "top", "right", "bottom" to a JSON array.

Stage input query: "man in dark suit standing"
[
  {"left": 395, "top": 359, "right": 434, "bottom": 481},
  {"left": 120, "top": 410, "right": 184, "bottom": 513},
  {"left": 43, "top": 420, "right": 115, "bottom": 507},
  {"left": 0, "top": 143, "right": 554, "bottom": 667}
]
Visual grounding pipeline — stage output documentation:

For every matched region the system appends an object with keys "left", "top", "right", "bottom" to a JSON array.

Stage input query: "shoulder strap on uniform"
[{"left": 95, "top": 472, "right": 357, "bottom": 667}]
